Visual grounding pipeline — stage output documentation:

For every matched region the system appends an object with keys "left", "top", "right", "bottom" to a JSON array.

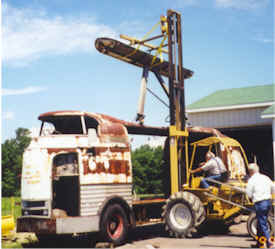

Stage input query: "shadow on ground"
[{"left": 4, "top": 221, "right": 251, "bottom": 248}]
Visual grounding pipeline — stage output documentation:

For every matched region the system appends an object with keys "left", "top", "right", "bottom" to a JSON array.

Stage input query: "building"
[{"left": 187, "top": 84, "right": 274, "bottom": 178}]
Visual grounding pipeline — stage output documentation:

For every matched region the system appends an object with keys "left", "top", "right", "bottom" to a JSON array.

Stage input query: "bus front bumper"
[{"left": 17, "top": 216, "right": 100, "bottom": 235}]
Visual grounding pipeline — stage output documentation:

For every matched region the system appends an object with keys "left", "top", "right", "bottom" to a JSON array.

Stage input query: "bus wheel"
[{"left": 100, "top": 204, "right": 129, "bottom": 246}]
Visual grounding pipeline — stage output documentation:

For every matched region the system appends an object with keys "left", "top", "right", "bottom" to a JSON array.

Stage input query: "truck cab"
[{"left": 17, "top": 110, "right": 134, "bottom": 243}]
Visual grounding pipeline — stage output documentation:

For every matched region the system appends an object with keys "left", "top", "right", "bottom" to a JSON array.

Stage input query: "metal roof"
[
  {"left": 187, "top": 84, "right": 274, "bottom": 111},
  {"left": 261, "top": 103, "right": 275, "bottom": 118}
]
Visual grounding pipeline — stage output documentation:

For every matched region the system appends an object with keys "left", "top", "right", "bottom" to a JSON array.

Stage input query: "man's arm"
[
  {"left": 190, "top": 167, "right": 203, "bottom": 174},
  {"left": 190, "top": 160, "right": 212, "bottom": 174}
]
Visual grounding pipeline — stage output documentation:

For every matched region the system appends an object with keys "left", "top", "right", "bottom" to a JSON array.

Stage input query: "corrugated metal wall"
[
  {"left": 80, "top": 184, "right": 132, "bottom": 216},
  {"left": 188, "top": 107, "right": 272, "bottom": 128}
]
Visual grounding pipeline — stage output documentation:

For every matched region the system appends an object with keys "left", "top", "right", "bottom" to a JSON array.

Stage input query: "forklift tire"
[
  {"left": 246, "top": 212, "right": 274, "bottom": 239},
  {"left": 162, "top": 191, "right": 206, "bottom": 238},
  {"left": 100, "top": 204, "right": 129, "bottom": 246}
]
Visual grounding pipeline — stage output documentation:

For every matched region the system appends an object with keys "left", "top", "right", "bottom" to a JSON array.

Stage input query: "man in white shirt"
[
  {"left": 190, "top": 151, "right": 228, "bottom": 188},
  {"left": 246, "top": 163, "right": 274, "bottom": 248}
]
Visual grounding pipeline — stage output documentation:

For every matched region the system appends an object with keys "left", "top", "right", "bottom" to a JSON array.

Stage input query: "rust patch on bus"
[
  {"left": 109, "top": 160, "right": 130, "bottom": 176},
  {"left": 85, "top": 160, "right": 130, "bottom": 176},
  {"left": 110, "top": 147, "right": 130, "bottom": 153},
  {"left": 47, "top": 148, "right": 77, "bottom": 154},
  {"left": 82, "top": 158, "right": 89, "bottom": 175}
]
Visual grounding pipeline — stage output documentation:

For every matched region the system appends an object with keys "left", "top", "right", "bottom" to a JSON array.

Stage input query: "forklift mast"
[
  {"left": 167, "top": 10, "right": 189, "bottom": 194},
  {"left": 95, "top": 9, "right": 191, "bottom": 195},
  {"left": 167, "top": 10, "right": 186, "bottom": 130}
]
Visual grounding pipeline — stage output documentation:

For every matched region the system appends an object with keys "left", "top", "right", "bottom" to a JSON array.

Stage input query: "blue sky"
[{"left": 2, "top": 0, "right": 274, "bottom": 143}]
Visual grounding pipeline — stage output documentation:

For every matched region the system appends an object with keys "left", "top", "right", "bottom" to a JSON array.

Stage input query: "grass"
[
  {"left": 2, "top": 197, "right": 25, "bottom": 248},
  {"left": 1, "top": 198, "right": 40, "bottom": 248},
  {"left": 2, "top": 197, "right": 21, "bottom": 220}
]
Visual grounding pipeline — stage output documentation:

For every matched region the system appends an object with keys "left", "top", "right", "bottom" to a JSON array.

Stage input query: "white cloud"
[
  {"left": 253, "top": 37, "right": 273, "bottom": 43},
  {"left": 215, "top": 0, "right": 270, "bottom": 9},
  {"left": 2, "top": 112, "right": 15, "bottom": 120},
  {"left": 2, "top": 4, "right": 118, "bottom": 66},
  {"left": 2, "top": 86, "right": 47, "bottom": 96},
  {"left": 252, "top": 33, "right": 274, "bottom": 44}
]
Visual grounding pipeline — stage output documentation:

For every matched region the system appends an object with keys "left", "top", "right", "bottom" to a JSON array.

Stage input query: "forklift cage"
[{"left": 188, "top": 136, "right": 249, "bottom": 188}]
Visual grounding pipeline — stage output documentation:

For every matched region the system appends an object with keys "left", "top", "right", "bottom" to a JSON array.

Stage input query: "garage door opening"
[{"left": 220, "top": 125, "right": 274, "bottom": 180}]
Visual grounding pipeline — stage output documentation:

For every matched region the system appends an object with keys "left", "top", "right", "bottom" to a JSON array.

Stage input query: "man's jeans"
[
  {"left": 254, "top": 199, "right": 272, "bottom": 246},
  {"left": 200, "top": 174, "right": 222, "bottom": 188}
]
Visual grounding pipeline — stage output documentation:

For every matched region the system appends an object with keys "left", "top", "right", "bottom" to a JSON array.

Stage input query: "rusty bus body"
[{"left": 17, "top": 110, "right": 247, "bottom": 243}]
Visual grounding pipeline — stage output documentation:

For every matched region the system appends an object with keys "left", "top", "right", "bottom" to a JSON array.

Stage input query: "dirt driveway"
[
  {"left": 3, "top": 220, "right": 256, "bottom": 248},
  {"left": 117, "top": 221, "right": 255, "bottom": 249}
]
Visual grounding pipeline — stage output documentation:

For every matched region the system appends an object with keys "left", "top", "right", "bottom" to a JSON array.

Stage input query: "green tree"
[
  {"left": 2, "top": 128, "right": 31, "bottom": 197},
  {"left": 131, "top": 145, "right": 164, "bottom": 195}
]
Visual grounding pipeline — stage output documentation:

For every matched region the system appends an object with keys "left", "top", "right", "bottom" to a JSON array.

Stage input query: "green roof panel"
[
  {"left": 262, "top": 104, "right": 275, "bottom": 116},
  {"left": 188, "top": 84, "right": 274, "bottom": 110}
]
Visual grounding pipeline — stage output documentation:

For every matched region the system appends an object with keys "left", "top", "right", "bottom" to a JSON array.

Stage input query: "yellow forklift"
[{"left": 96, "top": 9, "right": 274, "bottom": 240}]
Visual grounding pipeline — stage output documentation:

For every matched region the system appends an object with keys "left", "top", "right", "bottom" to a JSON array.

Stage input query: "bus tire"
[{"left": 100, "top": 203, "right": 129, "bottom": 246}]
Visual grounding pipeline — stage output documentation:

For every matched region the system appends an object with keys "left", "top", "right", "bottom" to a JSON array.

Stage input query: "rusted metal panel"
[
  {"left": 80, "top": 145, "right": 132, "bottom": 184},
  {"left": 98, "top": 123, "right": 129, "bottom": 143},
  {"left": 99, "top": 123, "right": 127, "bottom": 137},
  {"left": 17, "top": 217, "right": 56, "bottom": 234},
  {"left": 47, "top": 148, "right": 78, "bottom": 154},
  {"left": 39, "top": 110, "right": 85, "bottom": 119},
  {"left": 17, "top": 216, "right": 100, "bottom": 234},
  {"left": 84, "top": 159, "right": 131, "bottom": 176},
  {"left": 133, "top": 198, "right": 166, "bottom": 205},
  {"left": 96, "top": 113, "right": 132, "bottom": 124},
  {"left": 79, "top": 184, "right": 132, "bottom": 216},
  {"left": 38, "top": 110, "right": 227, "bottom": 138},
  {"left": 187, "top": 126, "right": 224, "bottom": 137},
  {"left": 38, "top": 111, "right": 130, "bottom": 143}
]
